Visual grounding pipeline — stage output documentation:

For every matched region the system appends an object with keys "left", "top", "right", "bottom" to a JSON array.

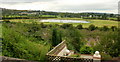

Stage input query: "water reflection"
[{"left": 40, "top": 19, "right": 90, "bottom": 23}]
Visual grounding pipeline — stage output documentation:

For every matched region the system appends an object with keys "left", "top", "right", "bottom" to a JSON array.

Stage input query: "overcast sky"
[{"left": 0, "top": 0, "right": 119, "bottom": 14}]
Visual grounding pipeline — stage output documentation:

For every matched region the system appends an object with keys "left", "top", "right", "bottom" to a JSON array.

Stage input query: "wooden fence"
[{"left": 46, "top": 55, "right": 93, "bottom": 62}]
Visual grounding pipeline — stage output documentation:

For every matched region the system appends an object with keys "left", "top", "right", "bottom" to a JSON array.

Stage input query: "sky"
[{"left": 0, "top": 0, "right": 119, "bottom": 14}]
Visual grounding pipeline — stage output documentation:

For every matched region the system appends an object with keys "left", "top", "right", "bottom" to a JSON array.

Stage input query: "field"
[{"left": 7, "top": 18, "right": 118, "bottom": 28}]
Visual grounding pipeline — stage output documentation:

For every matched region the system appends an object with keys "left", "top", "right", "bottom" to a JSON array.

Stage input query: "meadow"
[{"left": 7, "top": 18, "right": 118, "bottom": 28}]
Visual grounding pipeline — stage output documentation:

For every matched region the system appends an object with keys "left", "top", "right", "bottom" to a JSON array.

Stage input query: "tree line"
[{"left": 1, "top": 8, "right": 118, "bottom": 20}]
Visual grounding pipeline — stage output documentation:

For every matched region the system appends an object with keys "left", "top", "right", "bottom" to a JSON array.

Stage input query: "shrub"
[
  {"left": 101, "top": 26, "right": 109, "bottom": 31},
  {"left": 88, "top": 24, "right": 96, "bottom": 31},
  {"left": 80, "top": 46, "right": 93, "bottom": 54},
  {"left": 76, "top": 24, "right": 83, "bottom": 29},
  {"left": 40, "top": 23, "right": 47, "bottom": 28},
  {"left": 60, "top": 24, "right": 73, "bottom": 29},
  {"left": 101, "top": 52, "right": 112, "bottom": 60},
  {"left": 111, "top": 26, "right": 117, "bottom": 31}
]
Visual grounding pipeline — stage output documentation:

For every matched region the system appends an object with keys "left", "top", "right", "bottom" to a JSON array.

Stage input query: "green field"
[{"left": 7, "top": 18, "right": 118, "bottom": 28}]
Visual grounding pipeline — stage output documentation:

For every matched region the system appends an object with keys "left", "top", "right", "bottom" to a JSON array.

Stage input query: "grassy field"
[{"left": 5, "top": 18, "right": 118, "bottom": 28}]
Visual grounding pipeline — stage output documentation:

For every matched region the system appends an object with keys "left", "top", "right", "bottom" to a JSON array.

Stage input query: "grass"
[
  {"left": 41, "top": 15, "right": 56, "bottom": 17},
  {"left": 41, "top": 18, "right": 118, "bottom": 28},
  {"left": 3, "top": 18, "right": 118, "bottom": 28},
  {"left": 0, "top": 22, "right": 2, "bottom": 56}
]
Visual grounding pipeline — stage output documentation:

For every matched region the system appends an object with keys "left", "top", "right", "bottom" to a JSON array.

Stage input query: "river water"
[{"left": 40, "top": 19, "right": 90, "bottom": 23}]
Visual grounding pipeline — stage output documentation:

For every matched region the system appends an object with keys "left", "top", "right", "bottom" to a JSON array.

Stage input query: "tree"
[
  {"left": 118, "top": 15, "right": 120, "bottom": 21},
  {"left": 110, "top": 14, "right": 114, "bottom": 17},
  {"left": 59, "top": 31, "right": 62, "bottom": 43},
  {"left": 102, "top": 14, "right": 108, "bottom": 20},
  {"left": 94, "top": 31, "right": 119, "bottom": 57},
  {"left": 52, "top": 28, "right": 62, "bottom": 46},
  {"left": 67, "top": 28, "right": 83, "bottom": 52}
]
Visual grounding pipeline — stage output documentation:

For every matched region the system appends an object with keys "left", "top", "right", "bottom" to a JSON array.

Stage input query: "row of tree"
[{"left": 1, "top": 8, "right": 118, "bottom": 20}]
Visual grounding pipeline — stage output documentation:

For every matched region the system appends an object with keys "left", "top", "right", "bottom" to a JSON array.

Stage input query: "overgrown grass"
[{"left": 2, "top": 22, "right": 51, "bottom": 61}]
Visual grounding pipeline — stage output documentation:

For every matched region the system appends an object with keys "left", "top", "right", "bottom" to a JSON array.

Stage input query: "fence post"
[{"left": 93, "top": 51, "right": 101, "bottom": 62}]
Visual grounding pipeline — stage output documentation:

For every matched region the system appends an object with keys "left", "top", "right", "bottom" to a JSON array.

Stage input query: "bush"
[
  {"left": 76, "top": 24, "right": 83, "bottom": 29},
  {"left": 60, "top": 24, "right": 73, "bottom": 29},
  {"left": 111, "top": 26, "right": 117, "bottom": 31},
  {"left": 80, "top": 46, "right": 93, "bottom": 54},
  {"left": 88, "top": 24, "right": 96, "bottom": 31},
  {"left": 101, "top": 52, "right": 112, "bottom": 60},
  {"left": 101, "top": 26, "right": 109, "bottom": 31},
  {"left": 40, "top": 23, "right": 47, "bottom": 28}
]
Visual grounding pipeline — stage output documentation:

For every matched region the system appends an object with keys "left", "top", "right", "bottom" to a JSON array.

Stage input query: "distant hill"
[{"left": 1, "top": 8, "right": 118, "bottom": 20}]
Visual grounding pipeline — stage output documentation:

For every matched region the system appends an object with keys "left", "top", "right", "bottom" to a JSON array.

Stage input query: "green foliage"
[
  {"left": 2, "top": 8, "right": 118, "bottom": 20},
  {"left": 76, "top": 24, "right": 83, "bottom": 29},
  {"left": 102, "top": 14, "right": 108, "bottom": 20},
  {"left": 80, "top": 46, "right": 93, "bottom": 54},
  {"left": 2, "top": 22, "right": 51, "bottom": 61},
  {"left": 60, "top": 24, "right": 73, "bottom": 29},
  {"left": 101, "top": 52, "right": 112, "bottom": 60},
  {"left": 70, "top": 54, "right": 80, "bottom": 57},
  {"left": 66, "top": 28, "right": 84, "bottom": 52},
  {"left": 101, "top": 26, "right": 109, "bottom": 31},
  {"left": 111, "top": 26, "right": 117, "bottom": 31},
  {"left": 40, "top": 23, "right": 47, "bottom": 28},
  {"left": 94, "top": 31, "right": 119, "bottom": 57},
  {"left": 88, "top": 24, "right": 96, "bottom": 31},
  {"left": 2, "top": 19, "right": 119, "bottom": 61},
  {"left": 52, "top": 28, "right": 62, "bottom": 46}
]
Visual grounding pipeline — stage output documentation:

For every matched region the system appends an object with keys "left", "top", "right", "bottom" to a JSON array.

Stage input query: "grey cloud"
[
  {"left": 0, "top": 0, "right": 118, "bottom": 14},
  {"left": 0, "top": 0, "right": 54, "bottom": 2},
  {"left": 1, "top": 2, "right": 32, "bottom": 5},
  {"left": 57, "top": 3, "right": 117, "bottom": 12},
  {"left": 0, "top": 0, "right": 55, "bottom": 5}
]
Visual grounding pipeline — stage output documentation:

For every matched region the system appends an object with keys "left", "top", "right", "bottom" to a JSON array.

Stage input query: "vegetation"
[
  {"left": 2, "top": 8, "right": 118, "bottom": 21},
  {"left": 1, "top": 8, "right": 119, "bottom": 61},
  {"left": 76, "top": 24, "right": 83, "bottom": 29},
  {"left": 7, "top": 18, "right": 118, "bottom": 28},
  {"left": 52, "top": 28, "right": 62, "bottom": 46},
  {"left": 2, "top": 21, "right": 51, "bottom": 61},
  {"left": 1, "top": 19, "right": 119, "bottom": 61},
  {"left": 80, "top": 46, "right": 93, "bottom": 54},
  {"left": 70, "top": 54, "right": 80, "bottom": 57},
  {"left": 88, "top": 24, "right": 96, "bottom": 31},
  {"left": 93, "top": 31, "right": 119, "bottom": 57}
]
